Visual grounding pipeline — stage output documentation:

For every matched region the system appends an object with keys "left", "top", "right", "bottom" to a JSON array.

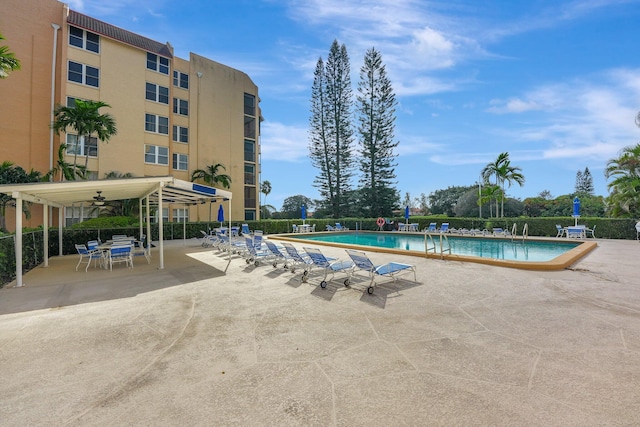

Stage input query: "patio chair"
[
  {"left": 242, "top": 237, "right": 276, "bottom": 267},
  {"left": 281, "top": 242, "right": 313, "bottom": 274},
  {"left": 87, "top": 240, "right": 100, "bottom": 251},
  {"left": 264, "top": 240, "right": 296, "bottom": 269},
  {"left": 241, "top": 223, "right": 251, "bottom": 236},
  {"left": 438, "top": 223, "right": 449, "bottom": 233},
  {"left": 335, "top": 223, "right": 349, "bottom": 231},
  {"left": 303, "top": 247, "right": 353, "bottom": 288},
  {"left": 133, "top": 234, "right": 151, "bottom": 264},
  {"left": 585, "top": 225, "right": 596, "bottom": 238},
  {"left": 424, "top": 223, "right": 437, "bottom": 233},
  {"left": 566, "top": 226, "right": 585, "bottom": 239},
  {"left": 75, "top": 244, "right": 104, "bottom": 272},
  {"left": 325, "top": 224, "right": 335, "bottom": 231},
  {"left": 292, "top": 224, "right": 299, "bottom": 233},
  {"left": 555, "top": 225, "right": 566, "bottom": 238},
  {"left": 346, "top": 249, "right": 417, "bottom": 295},
  {"left": 107, "top": 244, "right": 133, "bottom": 270}
]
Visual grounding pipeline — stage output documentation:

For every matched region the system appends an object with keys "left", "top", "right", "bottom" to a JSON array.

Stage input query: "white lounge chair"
[
  {"left": 302, "top": 247, "right": 351, "bottom": 288},
  {"left": 555, "top": 225, "right": 566, "bottom": 238},
  {"left": 346, "top": 249, "right": 417, "bottom": 295}
]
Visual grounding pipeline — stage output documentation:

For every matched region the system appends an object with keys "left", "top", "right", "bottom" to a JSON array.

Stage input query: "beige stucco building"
[{"left": 0, "top": 0, "right": 261, "bottom": 230}]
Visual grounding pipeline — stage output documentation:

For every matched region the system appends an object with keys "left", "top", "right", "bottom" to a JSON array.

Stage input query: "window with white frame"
[
  {"left": 145, "top": 82, "right": 169, "bottom": 104},
  {"left": 145, "top": 114, "right": 169, "bottom": 135},
  {"left": 69, "top": 26, "right": 100, "bottom": 53},
  {"left": 173, "top": 98, "right": 189, "bottom": 116},
  {"left": 172, "top": 125, "right": 189, "bottom": 143},
  {"left": 68, "top": 61, "right": 99, "bottom": 87},
  {"left": 173, "top": 70, "right": 189, "bottom": 89},
  {"left": 65, "top": 206, "right": 99, "bottom": 226},
  {"left": 146, "top": 52, "right": 169, "bottom": 74},
  {"left": 173, "top": 153, "right": 188, "bottom": 170},
  {"left": 151, "top": 207, "right": 169, "bottom": 223},
  {"left": 172, "top": 208, "right": 189, "bottom": 223},
  {"left": 66, "top": 134, "right": 98, "bottom": 157},
  {"left": 144, "top": 144, "right": 169, "bottom": 165}
]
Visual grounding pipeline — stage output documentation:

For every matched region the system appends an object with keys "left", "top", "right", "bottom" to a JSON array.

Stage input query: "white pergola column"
[
  {"left": 14, "top": 197, "right": 23, "bottom": 287},
  {"left": 43, "top": 203, "right": 49, "bottom": 267}
]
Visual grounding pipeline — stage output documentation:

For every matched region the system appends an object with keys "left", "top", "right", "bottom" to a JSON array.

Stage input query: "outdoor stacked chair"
[
  {"left": 281, "top": 242, "right": 313, "bottom": 275},
  {"left": 303, "top": 247, "right": 354, "bottom": 288},
  {"left": 438, "top": 223, "right": 449, "bottom": 233},
  {"left": 107, "top": 244, "right": 133, "bottom": 270},
  {"left": 75, "top": 244, "right": 104, "bottom": 272},
  {"left": 335, "top": 223, "right": 348, "bottom": 231},
  {"left": 346, "top": 249, "right": 417, "bottom": 295}
]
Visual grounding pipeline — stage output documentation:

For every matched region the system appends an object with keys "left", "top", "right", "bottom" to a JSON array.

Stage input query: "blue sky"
[{"left": 68, "top": 0, "right": 640, "bottom": 210}]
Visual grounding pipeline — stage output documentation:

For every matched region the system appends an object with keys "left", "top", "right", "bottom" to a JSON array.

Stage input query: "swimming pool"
[{"left": 272, "top": 231, "right": 597, "bottom": 271}]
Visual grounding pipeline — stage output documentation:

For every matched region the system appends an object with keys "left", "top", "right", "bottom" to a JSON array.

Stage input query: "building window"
[
  {"left": 146, "top": 53, "right": 169, "bottom": 75},
  {"left": 244, "top": 186, "right": 256, "bottom": 209},
  {"left": 151, "top": 207, "right": 169, "bottom": 223},
  {"left": 145, "top": 83, "right": 169, "bottom": 104},
  {"left": 173, "top": 71, "right": 189, "bottom": 89},
  {"left": 244, "top": 210, "right": 256, "bottom": 221},
  {"left": 244, "top": 116, "right": 255, "bottom": 139},
  {"left": 69, "top": 26, "right": 99, "bottom": 53},
  {"left": 244, "top": 164, "right": 255, "bottom": 185},
  {"left": 145, "top": 114, "right": 169, "bottom": 135},
  {"left": 172, "top": 208, "right": 189, "bottom": 223},
  {"left": 172, "top": 126, "right": 189, "bottom": 143},
  {"left": 173, "top": 153, "right": 188, "bottom": 170},
  {"left": 244, "top": 140, "right": 255, "bottom": 162},
  {"left": 244, "top": 93, "right": 255, "bottom": 116},
  {"left": 68, "top": 61, "right": 99, "bottom": 87},
  {"left": 66, "top": 134, "right": 98, "bottom": 157},
  {"left": 173, "top": 98, "right": 189, "bottom": 116},
  {"left": 65, "top": 206, "right": 99, "bottom": 226},
  {"left": 144, "top": 144, "right": 169, "bottom": 165}
]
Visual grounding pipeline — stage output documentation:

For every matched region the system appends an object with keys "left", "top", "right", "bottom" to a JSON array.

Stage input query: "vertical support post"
[
  {"left": 158, "top": 185, "right": 164, "bottom": 270},
  {"left": 58, "top": 208, "right": 63, "bottom": 257},
  {"left": 15, "top": 197, "right": 23, "bottom": 287},
  {"left": 43, "top": 203, "right": 49, "bottom": 267}
]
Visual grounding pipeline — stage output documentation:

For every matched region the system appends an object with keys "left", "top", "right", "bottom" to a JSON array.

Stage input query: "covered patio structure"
[{"left": 0, "top": 176, "right": 232, "bottom": 287}]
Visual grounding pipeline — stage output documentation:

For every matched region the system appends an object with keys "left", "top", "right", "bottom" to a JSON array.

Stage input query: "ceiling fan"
[{"left": 93, "top": 190, "right": 106, "bottom": 206}]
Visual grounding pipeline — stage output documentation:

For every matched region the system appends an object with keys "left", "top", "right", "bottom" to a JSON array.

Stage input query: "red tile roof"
[{"left": 67, "top": 10, "right": 173, "bottom": 59}]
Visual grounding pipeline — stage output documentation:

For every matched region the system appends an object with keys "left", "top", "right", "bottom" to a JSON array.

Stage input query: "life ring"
[{"left": 376, "top": 217, "right": 385, "bottom": 227}]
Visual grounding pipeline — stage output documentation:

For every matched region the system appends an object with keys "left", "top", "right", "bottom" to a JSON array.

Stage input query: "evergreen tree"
[
  {"left": 308, "top": 40, "right": 354, "bottom": 218},
  {"left": 356, "top": 47, "right": 399, "bottom": 217},
  {"left": 575, "top": 167, "right": 595, "bottom": 195}
]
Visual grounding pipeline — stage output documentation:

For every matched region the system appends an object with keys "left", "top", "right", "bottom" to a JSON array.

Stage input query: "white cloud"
[{"left": 260, "top": 122, "right": 310, "bottom": 162}]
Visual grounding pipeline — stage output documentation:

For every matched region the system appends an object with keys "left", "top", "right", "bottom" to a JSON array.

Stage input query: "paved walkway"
[{"left": 0, "top": 238, "right": 638, "bottom": 426}]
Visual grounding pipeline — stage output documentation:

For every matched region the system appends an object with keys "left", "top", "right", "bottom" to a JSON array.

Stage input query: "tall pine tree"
[
  {"left": 308, "top": 40, "right": 354, "bottom": 218},
  {"left": 356, "top": 47, "right": 399, "bottom": 217},
  {"left": 575, "top": 167, "right": 594, "bottom": 195}
]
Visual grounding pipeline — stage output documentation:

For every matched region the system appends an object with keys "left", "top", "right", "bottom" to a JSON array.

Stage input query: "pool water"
[{"left": 286, "top": 232, "right": 581, "bottom": 262}]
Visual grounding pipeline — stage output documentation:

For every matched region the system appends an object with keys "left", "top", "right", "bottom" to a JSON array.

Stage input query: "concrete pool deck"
[{"left": 0, "top": 237, "right": 639, "bottom": 425}]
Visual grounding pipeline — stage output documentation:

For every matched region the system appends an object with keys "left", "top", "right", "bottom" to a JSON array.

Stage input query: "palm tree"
[
  {"left": 605, "top": 143, "right": 640, "bottom": 217},
  {"left": 44, "top": 144, "right": 85, "bottom": 182},
  {"left": 0, "top": 33, "right": 21, "bottom": 78},
  {"left": 191, "top": 163, "right": 232, "bottom": 223},
  {"left": 481, "top": 152, "right": 525, "bottom": 217},
  {"left": 260, "top": 180, "right": 272, "bottom": 207},
  {"left": 52, "top": 99, "right": 117, "bottom": 175},
  {"left": 191, "top": 163, "right": 232, "bottom": 188},
  {"left": 103, "top": 171, "right": 137, "bottom": 217}
]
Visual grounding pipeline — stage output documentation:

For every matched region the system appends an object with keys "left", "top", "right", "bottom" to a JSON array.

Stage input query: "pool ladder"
[
  {"left": 510, "top": 223, "right": 528, "bottom": 242},
  {"left": 424, "top": 232, "right": 451, "bottom": 259}
]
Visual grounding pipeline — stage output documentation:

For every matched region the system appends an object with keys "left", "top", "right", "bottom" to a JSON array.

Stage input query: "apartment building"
[{"left": 0, "top": 0, "right": 261, "bottom": 229}]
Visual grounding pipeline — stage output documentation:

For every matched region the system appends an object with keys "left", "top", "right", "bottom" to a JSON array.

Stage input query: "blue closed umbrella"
[
  {"left": 405, "top": 205, "right": 410, "bottom": 222},
  {"left": 301, "top": 205, "right": 307, "bottom": 224},
  {"left": 572, "top": 197, "right": 580, "bottom": 226},
  {"left": 217, "top": 204, "right": 225, "bottom": 226}
]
